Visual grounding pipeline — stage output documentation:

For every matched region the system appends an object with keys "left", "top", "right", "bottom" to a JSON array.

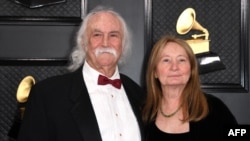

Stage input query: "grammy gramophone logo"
[
  {"left": 176, "top": 8, "right": 226, "bottom": 74},
  {"left": 8, "top": 76, "right": 36, "bottom": 138}
]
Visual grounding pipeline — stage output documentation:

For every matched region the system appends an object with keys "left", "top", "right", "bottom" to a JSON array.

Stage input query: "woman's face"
[{"left": 155, "top": 42, "right": 191, "bottom": 87}]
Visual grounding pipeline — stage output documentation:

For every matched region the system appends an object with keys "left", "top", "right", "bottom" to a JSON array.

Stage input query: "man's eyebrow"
[
  {"left": 110, "top": 31, "right": 121, "bottom": 34},
  {"left": 92, "top": 29, "right": 120, "bottom": 34}
]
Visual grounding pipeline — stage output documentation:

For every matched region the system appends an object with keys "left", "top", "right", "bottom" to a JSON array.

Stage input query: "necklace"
[{"left": 160, "top": 106, "right": 181, "bottom": 118}]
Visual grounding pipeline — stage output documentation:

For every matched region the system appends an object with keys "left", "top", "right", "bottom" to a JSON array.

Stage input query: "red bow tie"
[{"left": 98, "top": 75, "right": 122, "bottom": 89}]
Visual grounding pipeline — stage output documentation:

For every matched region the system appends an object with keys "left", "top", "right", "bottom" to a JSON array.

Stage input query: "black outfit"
[
  {"left": 17, "top": 67, "right": 145, "bottom": 141},
  {"left": 145, "top": 94, "right": 238, "bottom": 141}
]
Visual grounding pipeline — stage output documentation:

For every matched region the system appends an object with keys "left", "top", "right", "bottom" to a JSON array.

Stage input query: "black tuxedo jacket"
[{"left": 17, "top": 67, "right": 145, "bottom": 141}]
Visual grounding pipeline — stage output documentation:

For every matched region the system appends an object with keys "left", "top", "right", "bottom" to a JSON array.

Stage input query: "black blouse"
[
  {"left": 147, "top": 122, "right": 190, "bottom": 141},
  {"left": 145, "top": 94, "right": 238, "bottom": 141}
]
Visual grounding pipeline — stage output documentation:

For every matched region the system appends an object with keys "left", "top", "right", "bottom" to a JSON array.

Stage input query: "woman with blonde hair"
[{"left": 142, "top": 35, "right": 237, "bottom": 141}]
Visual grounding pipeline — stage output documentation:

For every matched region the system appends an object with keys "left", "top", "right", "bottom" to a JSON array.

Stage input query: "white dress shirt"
[{"left": 83, "top": 61, "right": 141, "bottom": 141}]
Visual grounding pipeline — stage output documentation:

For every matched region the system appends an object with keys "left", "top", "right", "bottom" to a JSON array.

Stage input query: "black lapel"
[{"left": 69, "top": 68, "right": 102, "bottom": 141}]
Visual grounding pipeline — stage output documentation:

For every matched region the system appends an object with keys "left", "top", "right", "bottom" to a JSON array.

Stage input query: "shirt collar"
[{"left": 83, "top": 61, "right": 120, "bottom": 83}]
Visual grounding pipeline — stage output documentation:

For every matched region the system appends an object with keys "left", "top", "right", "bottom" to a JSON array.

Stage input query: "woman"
[{"left": 142, "top": 35, "right": 237, "bottom": 141}]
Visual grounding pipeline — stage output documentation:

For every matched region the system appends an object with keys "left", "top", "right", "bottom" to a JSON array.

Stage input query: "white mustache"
[{"left": 95, "top": 47, "right": 117, "bottom": 57}]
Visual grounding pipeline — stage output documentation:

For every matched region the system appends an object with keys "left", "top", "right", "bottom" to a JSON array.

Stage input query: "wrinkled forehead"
[{"left": 87, "top": 12, "right": 123, "bottom": 32}]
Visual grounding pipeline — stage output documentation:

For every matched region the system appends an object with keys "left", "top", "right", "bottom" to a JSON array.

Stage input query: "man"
[{"left": 17, "top": 6, "right": 144, "bottom": 141}]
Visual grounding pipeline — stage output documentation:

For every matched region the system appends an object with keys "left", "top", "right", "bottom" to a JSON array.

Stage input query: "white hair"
[{"left": 67, "top": 6, "right": 132, "bottom": 71}]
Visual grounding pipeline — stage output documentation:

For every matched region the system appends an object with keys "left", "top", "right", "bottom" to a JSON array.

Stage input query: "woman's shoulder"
[
  {"left": 204, "top": 93, "right": 224, "bottom": 105},
  {"left": 204, "top": 93, "right": 229, "bottom": 112},
  {"left": 203, "top": 93, "right": 238, "bottom": 124}
]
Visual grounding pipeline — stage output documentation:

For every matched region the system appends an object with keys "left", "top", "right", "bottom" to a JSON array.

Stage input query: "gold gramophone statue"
[
  {"left": 176, "top": 8, "right": 225, "bottom": 74},
  {"left": 8, "top": 76, "right": 35, "bottom": 139},
  {"left": 16, "top": 75, "right": 36, "bottom": 119}
]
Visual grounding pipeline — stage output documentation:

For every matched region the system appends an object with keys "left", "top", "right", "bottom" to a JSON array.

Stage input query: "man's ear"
[{"left": 81, "top": 41, "right": 88, "bottom": 52}]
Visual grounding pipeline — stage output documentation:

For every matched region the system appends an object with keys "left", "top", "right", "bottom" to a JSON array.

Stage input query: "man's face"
[{"left": 85, "top": 12, "right": 123, "bottom": 70}]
